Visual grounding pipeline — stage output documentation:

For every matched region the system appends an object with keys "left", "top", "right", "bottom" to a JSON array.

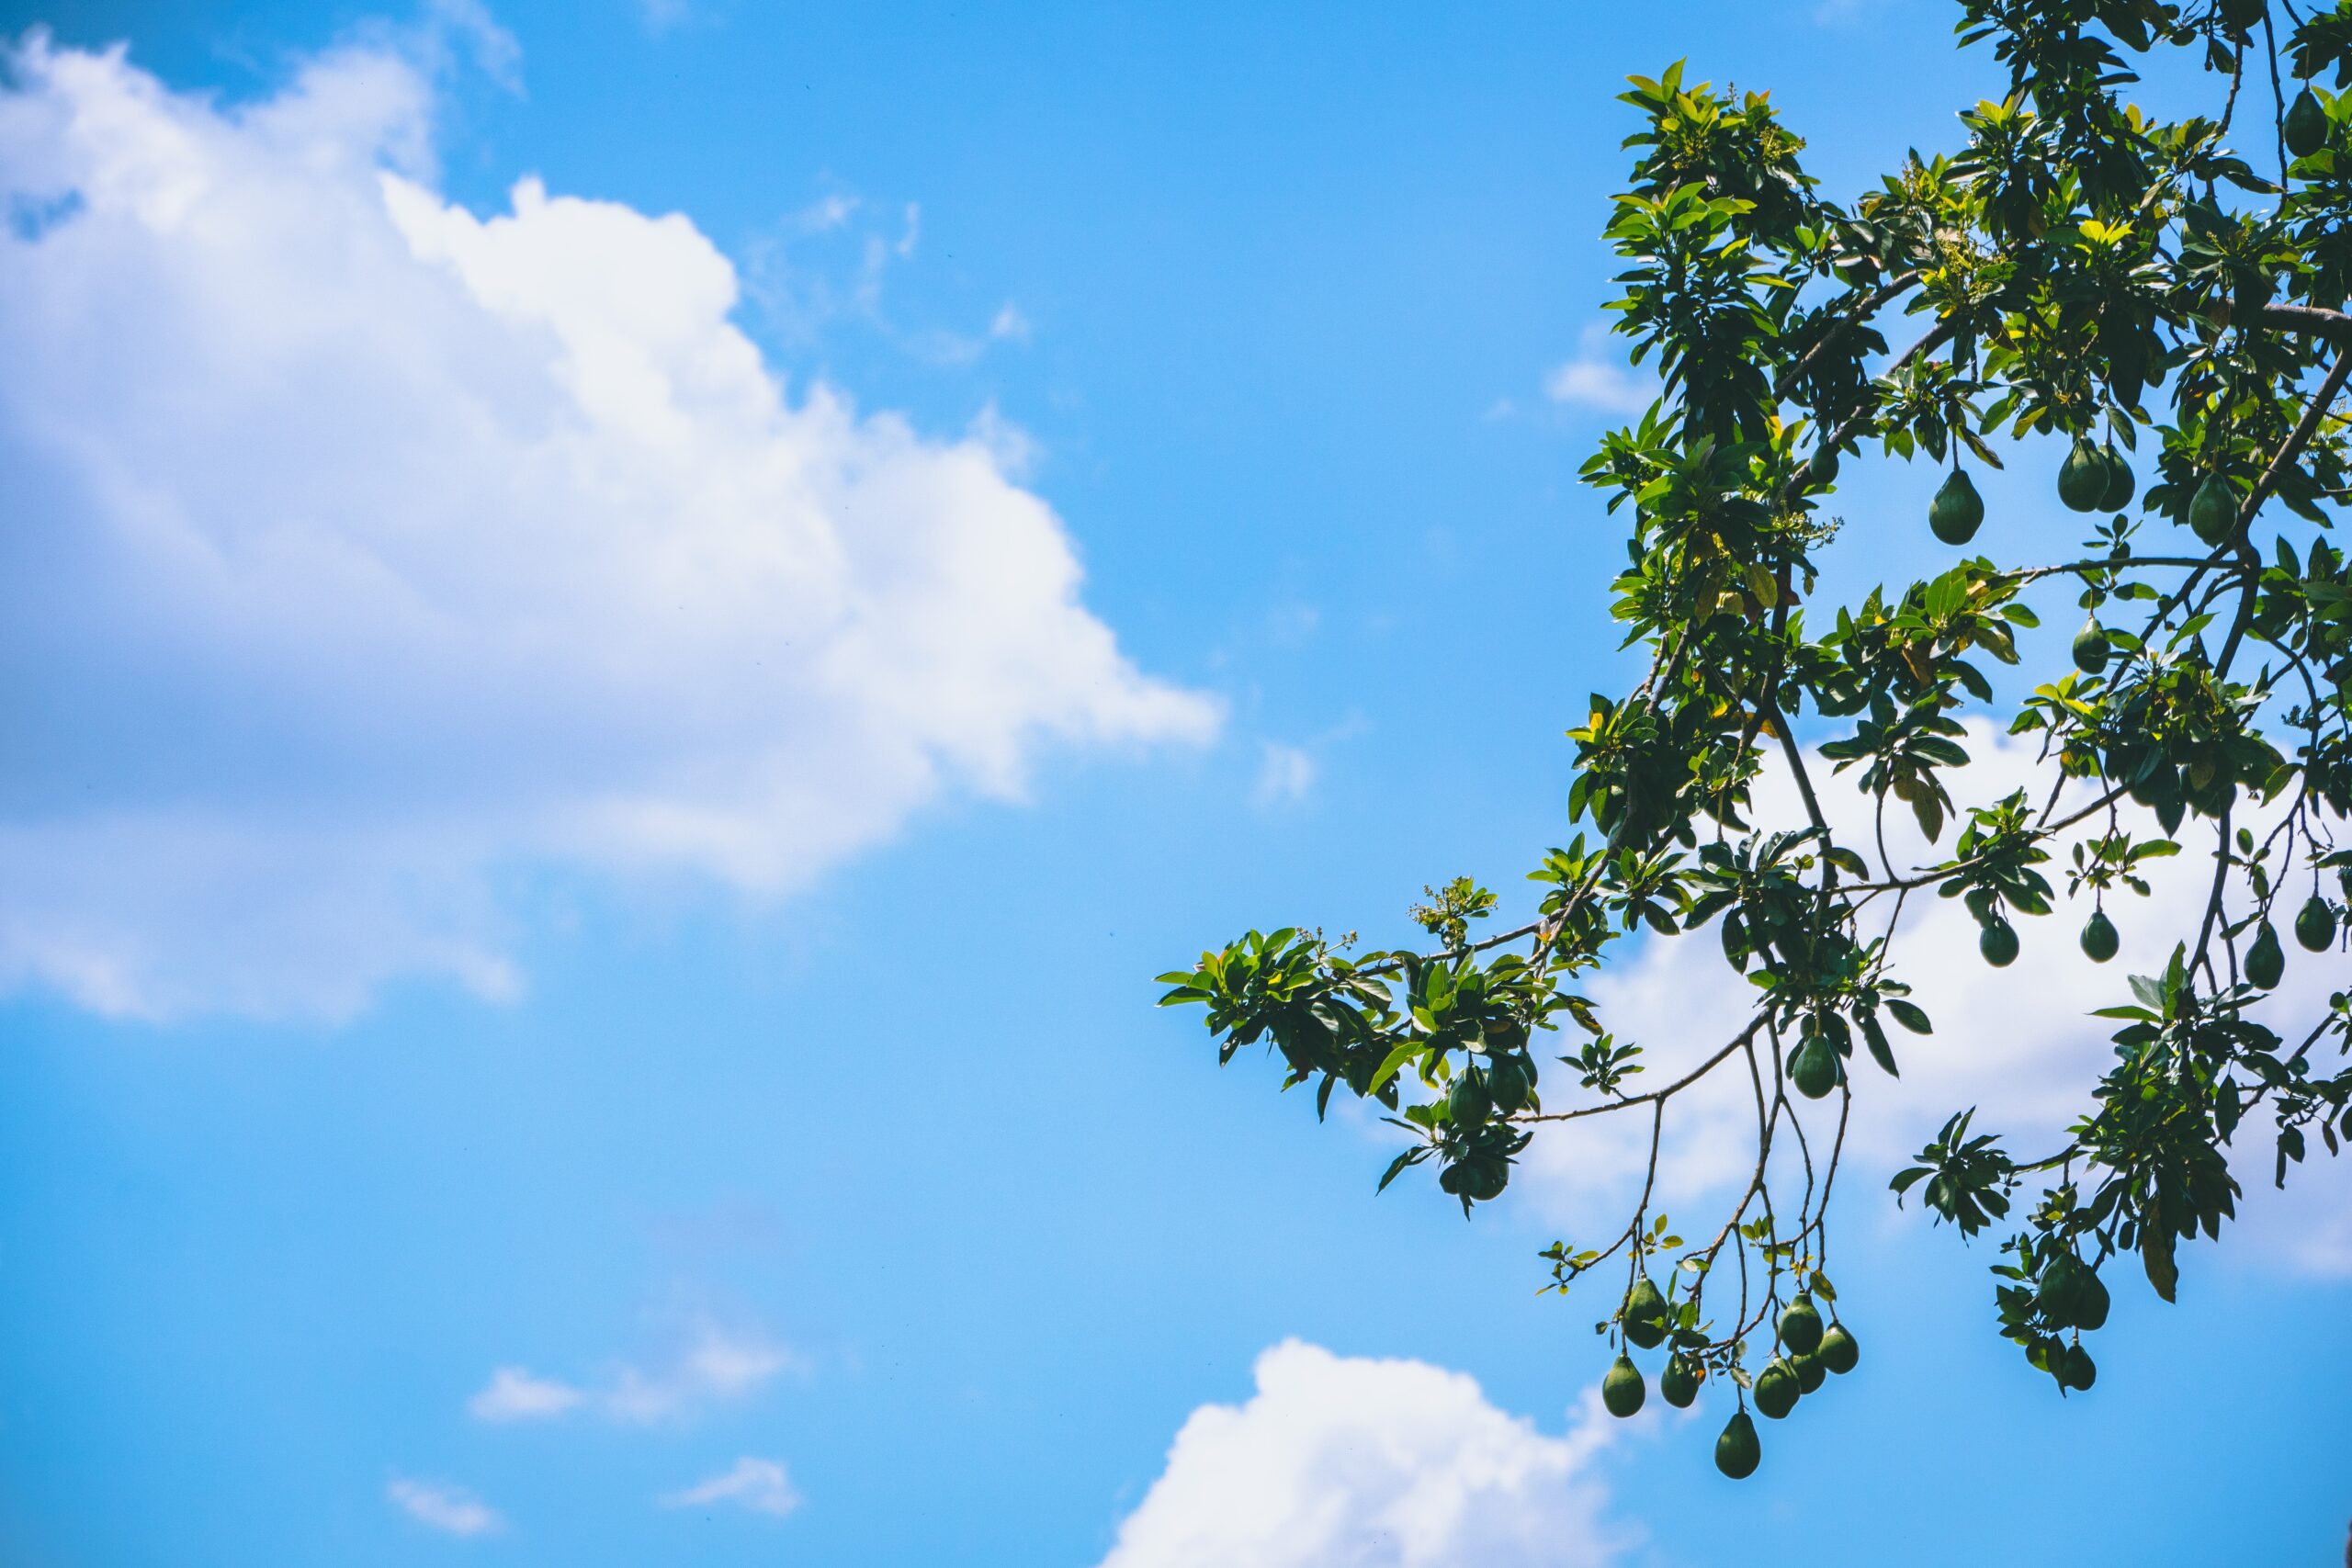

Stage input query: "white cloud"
[
  {"left": 388, "top": 1477, "right": 503, "bottom": 1537},
  {"left": 1094, "top": 1340, "right": 1628, "bottom": 1568},
  {"left": 0, "top": 34, "right": 1216, "bottom": 1021},
  {"left": 469, "top": 1323, "right": 797, "bottom": 1426},
  {"left": 794, "top": 191, "right": 859, "bottom": 235},
  {"left": 1544, "top": 324, "right": 1651, "bottom": 416},
  {"left": 660, "top": 1456, "right": 802, "bottom": 1517},
  {"left": 989, "top": 300, "right": 1032, "bottom": 343},
  {"left": 422, "top": 0, "right": 522, "bottom": 91},
  {"left": 1510, "top": 717, "right": 2351, "bottom": 1277},
  {"left": 1254, "top": 742, "right": 1317, "bottom": 807},
  {"left": 467, "top": 1365, "right": 585, "bottom": 1422}
]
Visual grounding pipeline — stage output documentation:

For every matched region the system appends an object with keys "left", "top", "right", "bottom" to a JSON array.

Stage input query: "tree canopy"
[{"left": 1159, "top": 0, "right": 2352, "bottom": 1477}]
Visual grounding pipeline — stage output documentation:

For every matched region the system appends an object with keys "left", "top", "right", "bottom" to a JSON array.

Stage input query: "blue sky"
[{"left": 0, "top": 2, "right": 2346, "bottom": 1564}]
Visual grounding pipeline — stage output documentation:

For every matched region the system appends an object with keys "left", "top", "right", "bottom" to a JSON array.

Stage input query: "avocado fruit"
[
  {"left": 1789, "top": 1032, "right": 1840, "bottom": 1100},
  {"left": 2080, "top": 908, "right": 2119, "bottom": 964},
  {"left": 1816, "top": 1324, "right": 1860, "bottom": 1375},
  {"left": 2058, "top": 439, "right": 2108, "bottom": 510},
  {"left": 2245, "top": 921, "right": 2284, "bottom": 990},
  {"left": 2287, "top": 86, "right": 2329, "bottom": 159},
  {"left": 2098, "top": 445, "right": 2136, "bottom": 510},
  {"left": 2188, "top": 472, "right": 2238, "bottom": 546},
  {"left": 1449, "top": 1068, "right": 1492, "bottom": 1127},
  {"left": 2074, "top": 1269, "right": 2110, "bottom": 1332},
  {"left": 1602, "top": 1353, "right": 1646, "bottom": 1418},
  {"left": 1715, "top": 1410, "right": 1762, "bottom": 1479},
  {"left": 1980, "top": 919, "right": 2020, "bottom": 967},
  {"left": 2072, "top": 621, "right": 2111, "bottom": 675},
  {"left": 1930, "top": 469, "right": 1985, "bottom": 545},
  {"left": 2036, "top": 1252, "right": 2086, "bottom": 1323},
  {"left": 1752, "top": 1357, "right": 1801, "bottom": 1419},
  {"left": 1778, "top": 1293, "right": 1825, "bottom": 1357},
  {"left": 1623, "top": 1277, "right": 1669, "bottom": 1350},
  {"left": 2296, "top": 894, "right": 2339, "bottom": 952},
  {"left": 1661, "top": 1354, "right": 1702, "bottom": 1408}
]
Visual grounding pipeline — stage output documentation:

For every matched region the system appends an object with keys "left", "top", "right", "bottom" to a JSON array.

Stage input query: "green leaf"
[
  {"left": 1886, "top": 999, "right": 1933, "bottom": 1034},
  {"left": 2142, "top": 1227, "right": 2178, "bottom": 1303},
  {"left": 1368, "top": 1038, "right": 1427, "bottom": 1096},
  {"left": 1376, "top": 1146, "right": 1429, "bottom": 1194}
]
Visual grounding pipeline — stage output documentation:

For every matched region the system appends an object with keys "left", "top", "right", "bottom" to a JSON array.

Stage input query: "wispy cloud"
[
  {"left": 468, "top": 1366, "right": 585, "bottom": 1422},
  {"left": 742, "top": 184, "right": 1035, "bottom": 367},
  {"left": 389, "top": 1477, "right": 503, "bottom": 1538},
  {"left": 1254, "top": 742, "right": 1317, "bottom": 807},
  {"left": 660, "top": 1456, "right": 802, "bottom": 1517},
  {"left": 1544, "top": 323, "right": 1651, "bottom": 415},
  {"left": 989, "top": 301, "right": 1032, "bottom": 343},
  {"left": 469, "top": 1324, "right": 798, "bottom": 1427}
]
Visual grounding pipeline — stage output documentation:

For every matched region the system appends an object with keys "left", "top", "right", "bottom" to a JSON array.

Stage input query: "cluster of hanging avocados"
[
  {"left": 2079, "top": 863, "right": 2343, "bottom": 983},
  {"left": 1599, "top": 1277, "right": 1857, "bottom": 1480},
  {"left": 2025, "top": 1246, "right": 2111, "bottom": 1393},
  {"left": 1930, "top": 433, "right": 2352, "bottom": 972},
  {"left": 1937, "top": 426, "right": 2246, "bottom": 600},
  {"left": 2236, "top": 891, "right": 2344, "bottom": 989},
  {"left": 1924, "top": 434, "right": 2136, "bottom": 548}
]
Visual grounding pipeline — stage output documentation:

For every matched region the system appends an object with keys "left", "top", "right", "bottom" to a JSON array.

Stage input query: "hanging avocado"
[
  {"left": 2098, "top": 444, "right": 2136, "bottom": 510},
  {"left": 1752, "top": 1357, "right": 1801, "bottom": 1419},
  {"left": 2072, "top": 620, "right": 2112, "bottom": 675},
  {"left": 2036, "top": 1252, "right": 2086, "bottom": 1323},
  {"left": 2287, "top": 86, "right": 2330, "bottom": 159},
  {"left": 2245, "top": 921, "right": 2285, "bottom": 989},
  {"left": 2296, "top": 894, "right": 2339, "bottom": 951},
  {"left": 1487, "top": 1053, "right": 1532, "bottom": 1114},
  {"left": 2058, "top": 439, "right": 2108, "bottom": 511},
  {"left": 2188, "top": 472, "right": 2238, "bottom": 546},
  {"left": 1929, "top": 468, "right": 1984, "bottom": 544},
  {"left": 1464, "top": 1160, "right": 1507, "bottom": 1201},
  {"left": 1816, "top": 1324, "right": 1860, "bottom": 1374},
  {"left": 1602, "top": 1353, "right": 1646, "bottom": 1418},
  {"left": 1661, "top": 1354, "right": 1703, "bottom": 1408},
  {"left": 2080, "top": 908, "right": 2120, "bottom": 964},
  {"left": 1714, "top": 1411, "right": 1761, "bottom": 1479},
  {"left": 1778, "top": 1293, "right": 1825, "bottom": 1357},
  {"left": 2059, "top": 1342, "right": 2098, "bottom": 1392},
  {"left": 1788, "top": 1032, "right": 1841, "bottom": 1100},
  {"left": 1980, "top": 919, "right": 2020, "bottom": 967},
  {"left": 1449, "top": 1067, "right": 1492, "bottom": 1127},
  {"left": 1623, "top": 1277, "right": 1669, "bottom": 1349},
  {"left": 1810, "top": 442, "right": 1840, "bottom": 487},
  {"left": 2074, "top": 1269, "right": 2110, "bottom": 1332}
]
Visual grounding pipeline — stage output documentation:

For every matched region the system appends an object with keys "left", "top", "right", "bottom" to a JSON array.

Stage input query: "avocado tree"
[{"left": 1158, "top": 0, "right": 2352, "bottom": 1478}]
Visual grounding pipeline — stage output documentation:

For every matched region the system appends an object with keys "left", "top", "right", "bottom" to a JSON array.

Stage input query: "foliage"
[{"left": 1159, "top": 0, "right": 2352, "bottom": 1474}]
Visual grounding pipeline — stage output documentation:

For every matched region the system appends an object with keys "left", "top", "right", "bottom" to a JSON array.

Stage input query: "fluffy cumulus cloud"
[
  {"left": 388, "top": 1476, "right": 503, "bottom": 1537},
  {"left": 0, "top": 32, "right": 1216, "bottom": 1020},
  {"left": 1509, "top": 718, "right": 2351, "bottom": 1276},
  {"left": 469, "top": 1322, "right": 796, "bottom": 1426},
  {"left": 660, "top": 1456, "right": 802, "bottom": 1518},
  {"left": 1094, "top": 1340, "right": 1627, "bottom": 1568}
]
